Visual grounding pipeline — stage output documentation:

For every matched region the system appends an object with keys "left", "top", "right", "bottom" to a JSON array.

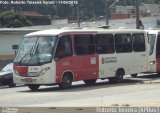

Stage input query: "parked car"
[{"left": 0, "top": 63, "right": 16, "bottom": 87}]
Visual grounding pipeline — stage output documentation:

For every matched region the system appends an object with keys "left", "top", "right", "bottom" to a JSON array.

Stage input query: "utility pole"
[
  {"left": 105, "top": 0, "right": 109, "bottom": 25},
  {"left": 135, "top": 0, "right": 140, "bottom": 29},
  {"left": 77, "top": 0, "right": 80, "bottom": 27},
  {"left": 105, "top": 0, "right": 119, "bottom": 25}
]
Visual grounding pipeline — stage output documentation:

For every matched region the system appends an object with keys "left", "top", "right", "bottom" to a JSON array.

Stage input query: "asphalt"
[{"left": 1, "top": 74, "right": 160, "bottom": 113}]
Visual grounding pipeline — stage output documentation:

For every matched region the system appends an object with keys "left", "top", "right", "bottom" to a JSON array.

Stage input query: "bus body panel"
[
  {"left": 149, "top": 58, "right": 156, "bottom": 72},
  {"left": 99, "top": 52, "right": 148, "bottom": 78},
  {"left": 13, "top": 63, "right": 56, "bottom": 84},
  {"left": 157, "top": 57, "right": 160, "bottom": 72},
  {"left": 148, "top": 30, "right": 160, "bottom": 73},
  {"left": 56, "top": 54, "right": 99, "bottom": 83},
  {"left": 99, "top": 54, "right": 117, "bottom": 78}
]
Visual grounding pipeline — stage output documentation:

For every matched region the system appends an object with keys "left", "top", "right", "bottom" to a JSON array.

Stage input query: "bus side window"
[
  {"left": 95, "top": 34, "right": 114, "bottom": 54},
  {"left": 115, "top": 34, "right": 132, "bottom": 53},
  {"left": 132, "top": 34, "right": 145, "bottom": 52},
  {"left": 55, "top": 35, "right": 72, "bottom": 58},
  {"left": 74, "top": 34, "right": 95, "bottom": 55}
]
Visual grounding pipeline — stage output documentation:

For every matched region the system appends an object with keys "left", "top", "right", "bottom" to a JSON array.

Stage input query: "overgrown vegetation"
[
  {"left": 0, "top": 0, "right": 158, "bottom": 27},
  {"left": 0, "top": 11, "right": 32, "bottom": 28}
]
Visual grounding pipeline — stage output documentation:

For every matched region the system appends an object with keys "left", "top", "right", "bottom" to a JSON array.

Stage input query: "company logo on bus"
[
  {"left": 102, "top": 57, "right": 105, "bottom": 64},
  {"left": 101, "top": 57, "right": 117, "bottom": 64}
]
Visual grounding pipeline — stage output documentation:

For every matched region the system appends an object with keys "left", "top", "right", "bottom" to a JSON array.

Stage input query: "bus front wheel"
[
  {"left": 84, "top": 79, "right": 97, "bottom": 85},
  {"left": 8, "top": 79, "right": 16, "bottom": 88},
  {"left": 27, "top": 84, "right": 40, "bottom": 91},
  {"left": 59, "top": 73, "right": 73, "bottom": 89}
]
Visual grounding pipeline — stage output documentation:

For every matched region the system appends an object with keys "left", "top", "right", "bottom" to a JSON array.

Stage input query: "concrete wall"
[
  {"left": 0, "top": 29, "right": 39, "bottom": 67},
  {"left": 52, "top": 19, "right": 68, "bottom": 24},
  {"left": 116, "top": 4, "right": 160, "bottom": 16},
  {"left": 0, "top": 33, "right": 22, "bottom": 55}
]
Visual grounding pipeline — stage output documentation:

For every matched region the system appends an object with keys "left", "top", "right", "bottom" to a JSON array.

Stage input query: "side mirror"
[
  {"left": 12, "top": 45, "right": 19, "bottom": 50},
  {"left": 54, "top": 58, "right": 59, "bottom": 61}
]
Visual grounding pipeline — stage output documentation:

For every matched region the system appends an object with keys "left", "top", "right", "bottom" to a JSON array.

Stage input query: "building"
[
  {"left": 116, "top": 6, "right": 135, "bottom": 15},
  {"left": 115, "top": 4, "right": 160, "bottom": 17},
  {"left": 52, "top": 18, "right": 68, "bottom": 25},
  {"left": 21, "top": 11, "right": 51, "bottom": 25},
  {"left": 110, "top": 14, "right": 130, "bottom": 20},
  {"left": 139, "top": 4, "right": 160, "bottom": 16},
  {"left": 0, "top": 28, "right": 39, "bottom": 68}
]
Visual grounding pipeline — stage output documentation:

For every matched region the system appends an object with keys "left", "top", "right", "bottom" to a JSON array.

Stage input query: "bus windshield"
[
  {"left": 14, "top": 36, "right": 57, "bottom": 65},
  {"left": 148, "top": 34, "right": 156, "bottom": 56}
]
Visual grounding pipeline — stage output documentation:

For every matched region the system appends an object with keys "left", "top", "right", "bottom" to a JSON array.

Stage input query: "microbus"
[
  {"left": 13, "top": 28, "right": 148, "bottom": 90},
  {"left": 147, "top": 29, "right": 160, "bottom": 74}
]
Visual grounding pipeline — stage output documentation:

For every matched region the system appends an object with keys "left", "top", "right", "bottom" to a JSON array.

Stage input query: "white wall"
[
  {"left": 116, "top": 4, "right": 160, "bottom": 16},
  {"left": 52, "top": 19, "right": 68, "bottom": 24},
  {"left": 0, "top": 33, "right": 22, "bottom": 55},
  {"left": 0, "top": 30, "right": 38, "bottom": 56}
]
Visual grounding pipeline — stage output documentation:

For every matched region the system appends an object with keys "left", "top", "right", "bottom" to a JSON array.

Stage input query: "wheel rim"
[
  {"left": 60, "top": 75, "right": 72, "bottom": 88},
  {"left": 116, "top": 70, "right": 124, "bottom": 81},
  {"left": 118, "top": 74, "right": 123, "bottom": 79}
]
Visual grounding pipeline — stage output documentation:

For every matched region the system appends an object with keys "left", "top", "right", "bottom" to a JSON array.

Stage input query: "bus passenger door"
[
  {"left": 132, "top": 33, "right": 148, "bottom": 73},
  {"left": 55, "top": 35, "right": 74, "bottom": 83},
  {"left": 73, "top": 34, "right": 99, "bottom": 80}
]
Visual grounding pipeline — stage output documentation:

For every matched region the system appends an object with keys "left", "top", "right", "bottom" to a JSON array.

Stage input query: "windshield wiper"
[
  {"left": 18, "top": 44, "right": 35, "bottom": 65},
  {"left": 18, "top": 38, "right": 39, "bottom": 65}
]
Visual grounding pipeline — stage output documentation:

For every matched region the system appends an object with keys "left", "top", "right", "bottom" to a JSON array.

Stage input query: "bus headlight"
[
  {"left": 150, "top": 61, "right": 155, "bottom": 65},
  {"left": 39, "top": 69, "right": 45, "bottom": 76}
]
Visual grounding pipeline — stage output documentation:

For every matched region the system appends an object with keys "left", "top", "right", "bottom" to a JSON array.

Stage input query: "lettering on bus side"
[{"left": 101, "top": 57, "right": 117, "bottom": 64}]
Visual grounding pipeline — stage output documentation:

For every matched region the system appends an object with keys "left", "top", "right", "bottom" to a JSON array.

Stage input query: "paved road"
[{"left": 0, "top": 74, "right": 160, "bottom": 113}]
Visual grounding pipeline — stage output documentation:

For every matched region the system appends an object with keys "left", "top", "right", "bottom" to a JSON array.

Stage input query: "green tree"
[
  {"left": 0, "top": 0, "right": 157, "bottom": 22},
  {"left": 0, "top": 11, "right": 32, "bottom": 28}
]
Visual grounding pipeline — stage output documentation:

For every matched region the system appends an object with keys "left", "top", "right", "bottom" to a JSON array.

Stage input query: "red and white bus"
[
  {"left": 147, "top": 29, "right": 160, "bottom": 74},
  {"left": 13, "top": 28, "right": 149, "bottom": 90}
]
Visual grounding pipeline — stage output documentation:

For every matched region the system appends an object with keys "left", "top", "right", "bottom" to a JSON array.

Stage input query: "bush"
[{"left": 0, "top": 11, "right": 32, "bottom": 28}]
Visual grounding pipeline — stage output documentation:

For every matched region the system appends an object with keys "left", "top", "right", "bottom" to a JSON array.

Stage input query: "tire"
[
  {"left": 59, "top": 74, "right": 72, "bottom": 89},
  {"left": 157, "top": 73, "right": 160, "bottom": 76},
  {"left": 8, "top": 83, "right": 16, "bottom": 88},
  {"left": 27, "top": 84, "right": 40, "bottom": 91},
  {"left": 8, "top": 79, "right": 16, "bottom": 88},
  {"left": 108, "top": 77, "right": 116, "bottom": 83},
  {"left": 109, "top": 69, "right": 124, "bottom": 83},
  {"left": 131, "top": 73, "right": 138, "bottom": 77},
  {"left": 84, "top": 79, "right": 97, "bottom": 85}
]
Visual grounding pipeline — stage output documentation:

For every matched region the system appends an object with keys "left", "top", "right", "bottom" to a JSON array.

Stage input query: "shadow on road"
[
  {"left": 17, "top": 73, "right": 160, "bottom": 93},
  {"left": 137, "top": 73, "right": 159, "bottom": 79},
  {"left": 0, "top": 84, "right": 25, "bottom": 89}
]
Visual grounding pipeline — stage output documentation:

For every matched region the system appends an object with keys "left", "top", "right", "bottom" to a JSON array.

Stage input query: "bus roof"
[
  {"left": 147, "top": 29, "right": 160, "bottom": 34},
  {"left": 25, "top": 28, "right": 145, "bottom": 37}
]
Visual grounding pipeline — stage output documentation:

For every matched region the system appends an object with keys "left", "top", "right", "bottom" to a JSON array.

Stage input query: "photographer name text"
[{"left": 0, "top": 1, "right": 78, "bottom": 5}]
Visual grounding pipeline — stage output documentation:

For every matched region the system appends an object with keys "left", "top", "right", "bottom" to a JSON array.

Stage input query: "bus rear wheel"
[
  {"left": 27, "top": 84, "right": 40, "bottom": 91},
  {"left": 59, "top": 73, "right": 73, "bottom": 89},
  {"left": 84, "top": 79, "right": 97, "bottom": 85},
  {"left": 109, "top": 69, "right": 124, "bottom": 83}
]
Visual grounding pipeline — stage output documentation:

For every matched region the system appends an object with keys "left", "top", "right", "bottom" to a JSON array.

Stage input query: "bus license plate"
[{"left": 25, "top": 78, "right": 32, "bottom": 82}]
